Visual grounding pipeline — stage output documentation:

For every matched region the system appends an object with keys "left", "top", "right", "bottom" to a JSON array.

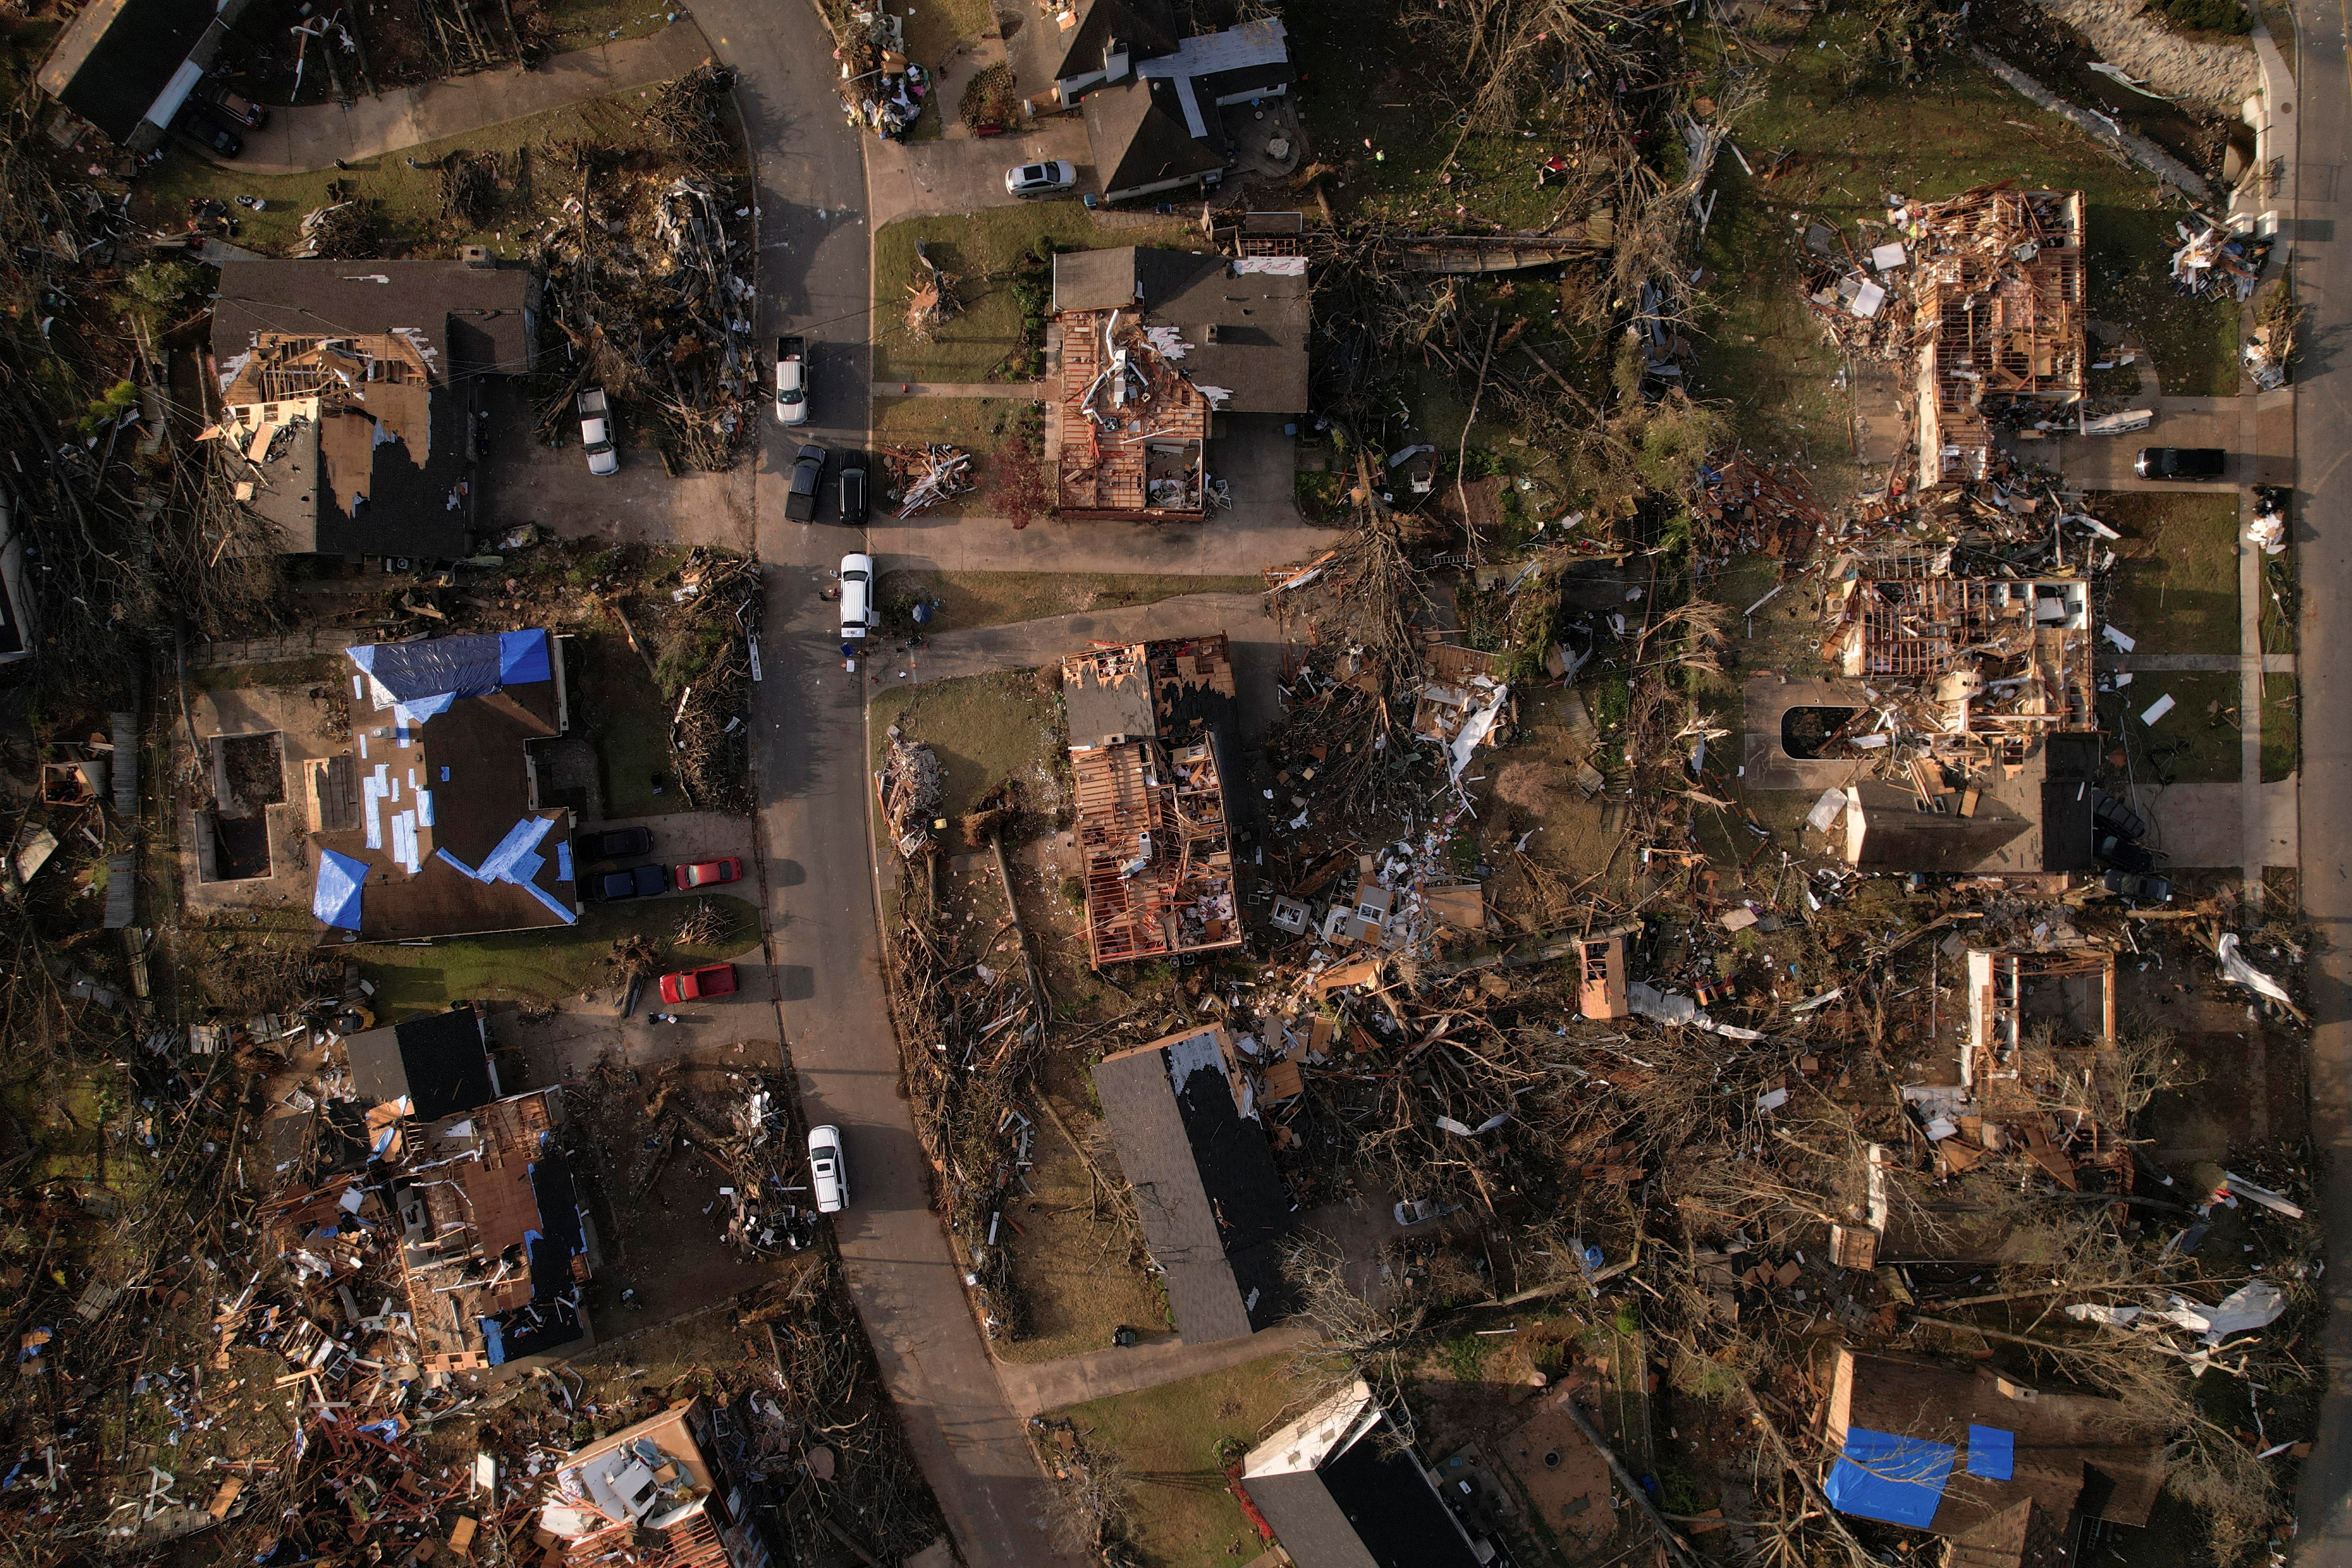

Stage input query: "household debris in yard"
[
  {"left": 879, "top": 735, "right": 945, "bottom": 857},
  {"left": 2171, "top": 219, "right": 2265, "bottom": 300},
  {"left": 821, "top": 6, "right": 930, "bottom": 140},
  {"left": 885, "top": 444, "right": 977, "bottom": 518},
  {"left": 905, "top": 239, "right": 962, "bottom": 342}
]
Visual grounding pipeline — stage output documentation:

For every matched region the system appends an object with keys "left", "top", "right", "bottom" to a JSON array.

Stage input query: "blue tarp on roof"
[
  {"left": 432, "top": 818, "right": 577, "bottom": 925},
  {"left": 1966, "top": 1425, "right": 2016, "bottom": 1481},
  {"left": 498, "top": 629, "right": 551, "bottom": 686},
  {"left": 1825, "top": 1427, "right": 1953, "bottom": 1529},
  {"left": 312, "top": 850, "right": 369, "bottom": 931}
]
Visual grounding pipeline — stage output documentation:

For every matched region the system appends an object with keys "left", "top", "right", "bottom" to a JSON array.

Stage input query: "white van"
[
  {"left": 808, "top": 1124, "right": 848, "bottom": 1213},
  {"left": 839, "top": 552, "right": 876, "bottom": 641}
]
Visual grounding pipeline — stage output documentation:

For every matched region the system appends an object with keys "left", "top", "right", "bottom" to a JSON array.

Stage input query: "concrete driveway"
[
  {"left": 2012, "top": 392, "right": 2296, "bottom": 488},
  {"left": 480, "top": 383, "right": 756, "bottom": 551}
]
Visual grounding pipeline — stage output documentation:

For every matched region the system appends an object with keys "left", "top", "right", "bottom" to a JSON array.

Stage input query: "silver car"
[
  {"left": 808, "top": 1124, "right": 848, "bottom": 1214},
  {"left": 1005, "top": 159, "right": 1078, "bottom": 199}
]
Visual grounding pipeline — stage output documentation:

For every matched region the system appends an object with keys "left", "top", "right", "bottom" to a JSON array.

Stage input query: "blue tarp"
[
  {"left": 1966, "top": 1425, "right": 2015, "bottom": 1481},
  {"left": 499, "top": 629, "right": 552, "bottom": 686},
  {"left": 433, "top": 819, "right": 577, "bottom": 925},
  {"left": 1825, "top": 1428, "right": 1953, "bottom": 1529},
  {"left": 312, "top": 850, "right": 370, "bottom": 931}
]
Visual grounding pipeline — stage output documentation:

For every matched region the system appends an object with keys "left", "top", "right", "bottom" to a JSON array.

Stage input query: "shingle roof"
[
  {"left": 211, "top": 260, "right": 539, "bottom": 378},
  {"left": 1091, "top": 1026, "right": 1291, "bottom": 1343},
  {"left": 1084, "top": 77, "right": 1225, "bottom": 201},
  {"left": 1053, "top": 0, "right": 1179, "bottom": 82},
  {"left": 1053, "top": 247, "right": 1310, "bottom": 412},
  {"left": 345, "top": 1008, "right": 493, "bottom": 1119}
]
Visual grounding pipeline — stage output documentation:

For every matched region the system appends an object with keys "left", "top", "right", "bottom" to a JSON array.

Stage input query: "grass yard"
[
  {"left": 537, "top": 0, "right": 679, "bottom": 52},
  {"left": 2107, "top": 672, "right": 2243, "bottom": 784},
  {"left": 192, "top": 655, "right": 349, "bottom": 690},
  {"left": 574, "top": 628, "right": 689, "bottom": 820},
  {"left": 357, "top": 892, "right": 760, "bottom": 1019},
  {"left": 1688, "top": 12, "right": 2241, "bottom": 469},
  {"left": 132, "top": 77, "right": 726, "bottom": 255},
  {"left": 876, "top": 569, "right": 1265, "bottom": 631},
  {"left": 995, "top": 1097, "right": 1170, "bottom": 1363},
  {"left": 1052, "top": 1353, "right": 1316, "bottom": 1568},
  {"left": 2091, "top": 491, "right": 2242, "bottom": 655},
  {"left": 873, "top": 395, "right": 1029, "bottom": 453},
  {"left": 873, "top": 205, "right": 1202, "bottom": 383},
  {"left": 867, "top": 669, "right": 1065, "bottom": 819},
  {"left": 2263, "top": 672, "right": 2298, "bottom": 782}
]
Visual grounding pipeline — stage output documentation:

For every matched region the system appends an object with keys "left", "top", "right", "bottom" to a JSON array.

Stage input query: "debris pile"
[
  {"left": 2171, "top": 218, "right": 2265, "bottom": 300},
  {"left": 824, "top": 7, "right": 931, "bottom": 140},
  {"left": 885, "top": 444, "right": 977, "bottom": 518},
  {"left": 904, "top": 239, "right": 961, "bottom": 342}
]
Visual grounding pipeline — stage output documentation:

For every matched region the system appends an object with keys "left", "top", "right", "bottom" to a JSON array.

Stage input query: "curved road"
[{"left": 685, "top": 2, "right": 1078, "bottom": 1560}]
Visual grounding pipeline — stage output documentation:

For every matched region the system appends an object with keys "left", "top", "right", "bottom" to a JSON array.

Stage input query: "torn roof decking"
[
  {"left": 1063, "top": 633, "right": 1238, "bottom": 750},
  {"left": 1910, "top": 189, "right": 2085, "bottom": 489},
  {"left": 1075, "top": 738, "right": 1240, "bottom": 966},
  {"left": 1831, "top": 573, "right": 2095, "bottom": 734},
  {"left": 1056, "top": 306, "right": 1211, "bottom": 520}
]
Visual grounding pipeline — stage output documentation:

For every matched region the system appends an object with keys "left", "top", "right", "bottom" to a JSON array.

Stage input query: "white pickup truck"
[{"left": 578, "top": 387, "right": 619, "bottom": 476}]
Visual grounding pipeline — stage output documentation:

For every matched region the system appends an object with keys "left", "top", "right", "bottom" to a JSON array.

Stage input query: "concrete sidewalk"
[
  {"left": 995, "top": 1323, "right": 1316, "bottom": 1416},
  {"left": 875, "top": 591, "right": 1274, "bottom": 686},
  {"left": 238, "top": 21, "right": 715, "bottom": 174}
]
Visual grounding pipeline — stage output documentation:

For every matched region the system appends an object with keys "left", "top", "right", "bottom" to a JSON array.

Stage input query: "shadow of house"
[
  {"left": 1090, "top": 1023, "right": 1290, "bottom": 1343},
  {"left": 1238, "top": 1378, "right": 1491, "bottom": 1568}
]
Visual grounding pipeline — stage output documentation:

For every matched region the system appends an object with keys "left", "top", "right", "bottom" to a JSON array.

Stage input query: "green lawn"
[
  {"left": 132, "top": 76, "right": 720, "bottom": 253},
  {"left": 1687, "top": 12, "right": 2240, "bottom": 466},
  {"left": 873, "top": 205, "right": 1202, "bottom": 383},
  {"left": 1052, "top": 1353, "right": 1317, "bottom": 1568},
  {"left": 2108, "top": 673, "right": 2243, "bottom": 784},
  {"left": 2092, "top": 491, "right": 2242, "bottom": 655},
  {"left": 876, "top": 570, "right": 1265, "bottom": 631},
  {"left": 867, "top": 669, "right": 1064, "bottom": 818},
  {"left": 2263, "top": 672, "right": 2298, "bottom": 783},
  {"left": 874, "top": 395, "right": 1029, "bottom": 452},
  {"left": 358, "top": 892, "right": 760, "bottom": 1018}
]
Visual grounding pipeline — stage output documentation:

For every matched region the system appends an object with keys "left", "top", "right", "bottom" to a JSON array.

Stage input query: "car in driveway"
[
  {"left": 595, "top": 864, "right": 668, "bottom": 900},
  {"left": 1005, "top": 159, "right": 1079, "bottom": 199},
  {"left": 659, "top": 962, "right": 738, "bottom": 1004},
  {"left": 199, "top": 83, "right": 267, "bottom": 128},
  {"left": 808, "top": 1124, "right": 848, "bottom": 1213},
  {"left": 839, "top": 552, "right": 877, "bottom": 642},
  {"left": 2134, "top": 447, "right": 2227, "bottom": 480},
  {"left": 582, "top": 825, "right": 653, "bottom": 860},
  {"left": 179, "top": 105, "right": 243, "bottom": 158},
  {"left": 2103, "top": 870, "right": 2175, "bottom": 903},
  {"left": 838, "top": 451, "right": 869, "bottom": 527},
  {"left": 774, "top": 336, "right": 808, "bottom": 426},
  {"left": 674, "top": 857, "right": 743, "bottom": 890},
  {"left": 1393, "top": 1198, "right": 1461, "bottom": 1227},
  {"left": 2095, "top": 830, "right": 2157, "bottom": 875},
  {"left": 578, "top": 388, "right": 619, "bottom": 477},
  {"left": 786, "top": 444, "right": 826, "bottom": 522}
]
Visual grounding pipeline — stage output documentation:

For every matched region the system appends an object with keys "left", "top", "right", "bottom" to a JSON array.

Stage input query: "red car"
[
  {"left": 659, "top": 963, "right": 738, "bottom": 1004},
  {"left": 674, "top": 857, "right": 744, "bottom": 890}
]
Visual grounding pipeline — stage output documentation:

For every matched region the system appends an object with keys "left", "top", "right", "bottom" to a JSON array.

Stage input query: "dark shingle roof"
[
  {"left": 1053, "top": 0, "right": 1179, "bottom": 82},
  {"left": 37, "top": 0, "right": 211, "bottom": 144},
  {"left": 1084, "top": 77, "right": 1225, "bottom": 201},
  {"left": 1054, "top": 246, "right": 1310, "bottom": 412},
  {"left": 1091, "top": 1026, "right": 1292, "bottom": 1343},
  {"left": 1246, "top": 1409, "right": 1486, "bottom": 1568},
  {"left": 345, "top": 1008, "right": 493, "bottom": 1120},
  {"left": 211, "top": 260, "right": 539, "bottom": 378}
]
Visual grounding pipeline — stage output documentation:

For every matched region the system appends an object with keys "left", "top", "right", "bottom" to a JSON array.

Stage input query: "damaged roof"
[
  {"left": 211, "top": 260, "right": 540, "bottom": 379},
  {"left": 343, "top": 1006, "right": 494, "bottom": 1121},
  {"left": 1091, "top": 1025, "right": 1291, "bottom": 1343},
  {"left": 1051, "top": 246, "right": 1310, "bottom": 413}
]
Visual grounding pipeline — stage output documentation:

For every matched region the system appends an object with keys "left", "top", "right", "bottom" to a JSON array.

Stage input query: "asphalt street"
[
  {"left": 2295, "top": 0, "right": 2352, "bottom": 1556},
  {"left": 682, "top": 2, "right": 1078, "bottom": 1559}
]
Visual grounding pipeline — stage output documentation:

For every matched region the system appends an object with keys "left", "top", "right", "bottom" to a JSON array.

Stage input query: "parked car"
[
  {"left": 1393, "top": 1198, "right": 1460, "bottom": 1228},
  {"left": 179, "top": 106, "right": 243, "bottom": 158},
  {"left": 674, "top": 857, "right": 744, "bottom": 890},
  {"left": 582, "top": 825, "right": 654, "bottom": 859},
  {"left": 595, "top": 864, "right": 668, "bottom": 900},
  {"left": 838, "top": 451, "right": 869, "bottom": 527},
  {"left": 658, "top": 962, "right": 738, "bottom": 1004},
  {"left": 1005, "top": 159, "right": 1078, "bottom": 199},
  {"left": 839, "top": 552, "right": 877, "bottom": 642},
  {"left": 2095, "top": 831, "right": 2156, "bottom": 875},
  {"left": 199, "top": 83, "right": 267, "bottom": 128},
  {"left": 578, "top": 388, "right": 619, "bottom": 477},
  {"left": 2134, "top": 446, "right": 2226, "bottom": 480},
  {"left": 785, "top": 443, "right": 826, "bottom": 522},
  {"left": 2092, "top": 793, "right": 2147, "bottom": 844},
  {"left": 808, "top": 1124, "right": 848, "bottom": 1213},
  {"left": 2103, "top": 870, "right": 2175, "bottom": 903},
  {"left": 774, "top": 336, "right": 809, "bottom": 426}
]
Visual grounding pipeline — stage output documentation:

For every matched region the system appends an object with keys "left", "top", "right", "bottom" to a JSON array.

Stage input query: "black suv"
[
  {"left": 581, "top": 825, "right": 654, "bottom": 860},
  {"left": 786, "top": 444, "right": 826, "bottom": 522},
  {"left": 179, "top": 105, "right": 244, "bottom": 158},
  {"left": 2133, "top": 447, "right": 2226, "bottom": 480},
  {"left": 838, "top": 452, "right": 869, "bottom": 527}
]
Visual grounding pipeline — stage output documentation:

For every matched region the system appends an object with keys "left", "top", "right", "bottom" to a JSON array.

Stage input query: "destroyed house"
[
  {"left": 1239, "top": 1378, "right": 1488, "bottom": 1568},
  {"left": 310, "top": 629, "right": 580, "bottom": 943},
  {"left": 1824, "top": 1348, "right": 2159, "bottom": 1568},
  {"left": 1842, "top": 732, "right": 2100, "bottom": 879},
  {"left": 394, "top": 1086, "right": 596, "bottom": 1375},
  {"left": 1951, "top": 947, "right": 2129, "bottom": 1192},
  {"left": 209, "top": 260, "right": 540, "bottom": 560},
  {"left": 1911, "top": 188, "right": 2085, "bottom": 488},
  {"left": 1050, "top": 2, "right": 1294, "bottom": 205},
  {"left": 1050, "top": 246, "right": 1308, "bottom": 521},
  {"left": 1828, "top": 554, "right": 2094, "bottom": 735},
  {"left": 1091, "top": 1025, "right": 1290, "bottom": 1343},
  {"left": 345, "top": 1005, "right": 498, "bottom": 1123},
  {"left": 37, "top": 0, "right": 257, "bottom": 151},
  {"left": 1063, "top": 635, "right": 1241, "bottom": 965},
  {"left": 540, "top": 1398, "right": 773, "bottom": 1568}
]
